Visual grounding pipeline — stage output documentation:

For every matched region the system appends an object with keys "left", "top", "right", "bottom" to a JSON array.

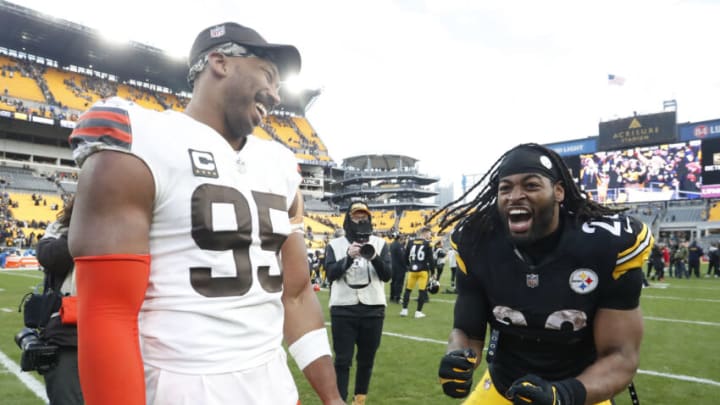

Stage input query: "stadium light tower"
[
  {"left": 460, "top": 172, "right": 487, "bottom": 204},
  {"left": 663, "top": 99, "right": 677, "bottom": 111},
  {"left": 283, "top": 75, "right": 304, "bottom": 94}
]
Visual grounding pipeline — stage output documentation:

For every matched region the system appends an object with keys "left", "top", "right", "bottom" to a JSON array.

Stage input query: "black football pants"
[{"left": 390, "top": 267, "right": 406, "bottom": 301}]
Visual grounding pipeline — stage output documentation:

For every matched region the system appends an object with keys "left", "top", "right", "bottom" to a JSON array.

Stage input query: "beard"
[{"left": 501, "top": 199, "right": 557, "bottom": 247}]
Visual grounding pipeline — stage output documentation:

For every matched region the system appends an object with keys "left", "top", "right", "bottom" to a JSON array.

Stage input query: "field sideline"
[{"left": 1, "top": 267, "right": 719, "bottom": 404}]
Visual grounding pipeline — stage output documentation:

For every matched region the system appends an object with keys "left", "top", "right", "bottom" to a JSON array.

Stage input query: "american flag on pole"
[{"left": 608, "top": 74, "right": 625, "bottom": 86}]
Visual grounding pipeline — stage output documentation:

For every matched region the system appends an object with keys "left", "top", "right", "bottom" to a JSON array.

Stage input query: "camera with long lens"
[
  {"left": 351, "top": 220, "right": 375, "bottom": 259},
  {"left": 359, "top": 243, "right": 375, "bottom": 260},
  {"left": 14, "top": 327, "right": 58, "bottom": 373}
]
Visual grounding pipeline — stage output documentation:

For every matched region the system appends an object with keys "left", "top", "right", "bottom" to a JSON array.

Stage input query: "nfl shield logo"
[
  {"left": 526, "top": 273, "right": 539, "bottom": 288},
  {"left": 210, "top": 25, "right": 226, "bottom": 38}
]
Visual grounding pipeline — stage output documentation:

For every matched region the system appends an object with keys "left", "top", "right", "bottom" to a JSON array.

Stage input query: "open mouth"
[
  {"left": 255, "top": 102, "right": 268, "bottom": 119},
  {"left": 507, "top": 208, "right": 532, "bottom": 234}
]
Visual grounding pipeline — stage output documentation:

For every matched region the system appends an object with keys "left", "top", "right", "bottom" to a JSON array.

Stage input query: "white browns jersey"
[{"left": 70, "top": 97, "right": 301, "bottom": 374}]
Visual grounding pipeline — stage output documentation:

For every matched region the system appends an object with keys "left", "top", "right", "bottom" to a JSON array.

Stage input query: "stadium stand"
[
  {"left": 372, "top": 210, "right": 397, "bottom": 232},
  {"left": 293, "top": 116, "right": 327, "bottom": 152},
  {"left": 9, "top": 192, "right": 63, "bottom": 224},
  {"left": 398, "top": 209, "right": 431, "bottom": 235},
  {"left": 664, "top": 201, "right": 705, "bottom": 223},
  {"left": 708, "top": 202, "right": 720, "bottom": 221},
  {"left": 0, "top": 56, "right": 45, "bottom": 103},
  {"left": 44, "top": 68, "right": 100, "bottom": 111},
  {"left": 0, "top": 166, "right": 58, "bottom": 193},
  {"left": 116, "top": 83, "right": 165, "bottom": 111},
  {"left": 310, "top": 212, "right": 345, "bottom": 230}
]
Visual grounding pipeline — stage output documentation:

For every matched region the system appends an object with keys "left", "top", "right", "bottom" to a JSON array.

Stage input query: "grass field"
[{"left": 1, "top": 266, "right": 719, "bottom": 405}]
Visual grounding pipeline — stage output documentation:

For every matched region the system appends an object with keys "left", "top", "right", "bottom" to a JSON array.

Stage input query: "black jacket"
[{"left": 36, "top": 222, "right": 77, "bottom": 347}]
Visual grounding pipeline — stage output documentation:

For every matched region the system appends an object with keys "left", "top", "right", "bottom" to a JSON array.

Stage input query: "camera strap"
[{"left": 344, "top": 258, "right": 372, "bottom": 289}]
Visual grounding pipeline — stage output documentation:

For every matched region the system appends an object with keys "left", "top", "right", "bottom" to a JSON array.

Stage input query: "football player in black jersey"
[
  {"left": 432, "top": 143, "right": 649, "bottom": 405},
  {"left": 401, "top": 227, "right": 436, "bottom": 318}
]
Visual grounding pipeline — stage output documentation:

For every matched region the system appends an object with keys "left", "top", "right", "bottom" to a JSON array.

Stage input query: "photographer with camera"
[
  {"left": 15, "top": 197, "right": 83, "bottom": 405},
  {"left": 324, "top": 202, "right": 391, "bottom": 405}
]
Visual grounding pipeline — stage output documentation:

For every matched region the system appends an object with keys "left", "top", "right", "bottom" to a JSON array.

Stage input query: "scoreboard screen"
[
  {"left": 701, "top": 137, "right": 720, "bottom": 198},
  {"left": 577, "top": 140, "right": 701, "bottom": 203}
]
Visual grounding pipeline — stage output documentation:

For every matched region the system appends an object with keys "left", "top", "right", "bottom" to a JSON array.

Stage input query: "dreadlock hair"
[
  {"left": 428, "top": 143, "right": 626, "bottom": 240},
  {"left": 57, "top": 194, "right": 75, "bottom": 228}
]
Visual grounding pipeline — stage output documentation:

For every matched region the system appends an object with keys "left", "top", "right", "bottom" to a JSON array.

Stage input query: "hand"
[
  {"left": 347, "top": 243, "right": 362, "bottom": 259},
  {"left": 505, "top": 375, "right": 585, "bottom": 405},
  {"left": 438, "top": 348, "right": 477, "bottom": 398}
]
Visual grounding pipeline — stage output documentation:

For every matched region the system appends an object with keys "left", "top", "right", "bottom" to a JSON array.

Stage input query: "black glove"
[
  {"left": 438, "top": 348, "right": 478, "bottom": 398},
  {"left": 505, "top": 374, "right": 586, "bottom": 405}
]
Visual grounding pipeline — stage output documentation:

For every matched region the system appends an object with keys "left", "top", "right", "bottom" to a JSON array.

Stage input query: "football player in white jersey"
[{"left": 68, "top": 23, "right": 344, "bottom": 405}]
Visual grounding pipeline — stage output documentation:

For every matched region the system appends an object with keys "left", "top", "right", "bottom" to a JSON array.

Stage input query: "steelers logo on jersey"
[{"left": 569, "top": 268, "right": 599, "bottom": 294}]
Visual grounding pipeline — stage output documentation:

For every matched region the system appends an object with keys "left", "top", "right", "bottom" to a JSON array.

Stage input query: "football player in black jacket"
[{"left": 432, "top": 143, "right": 649, "bottom": 405}]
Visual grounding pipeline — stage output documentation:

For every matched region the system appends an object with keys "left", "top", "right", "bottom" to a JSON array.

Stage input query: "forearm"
[
  {"left": 577, "top": 350, "right": 638, "bottom": 404},
  {"left": 282, "top": 233, "right": 341, "bottom": 403},
  {"left": 283, "top": 287, "right": 340, "bottom": 402},
  {"left": 371, "top": 258, "right": 391, "bottom": 281},
  {"left": 302, "top": 355, "right": 343, "bottom": 404},
  {"left": 283, "top": 283, "right": 326, "bottom": 342},
  {"left": 325, "top": 249, "right": 351, "bottom": 282},
  {"left": 581, "top": 307, "right": 643, "bottom": 404},
  {"left": 76, "top": 255, "right": 149, "bottom": 405},
  {"left": 447, "top": 328, "right": 484, "bottom": 367}
]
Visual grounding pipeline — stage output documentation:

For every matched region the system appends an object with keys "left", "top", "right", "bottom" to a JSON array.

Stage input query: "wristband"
[
  {"left": 290, "top": 222, "right": 305, "bottom": 235},
  {"left": 288, "top": 328, "right": 332, "bottom": 370},
  {"left": 555, "top": 377, "right": 587, "bottom": 405}
]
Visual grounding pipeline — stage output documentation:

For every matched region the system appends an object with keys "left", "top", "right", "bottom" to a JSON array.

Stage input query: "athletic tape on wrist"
[
  {"left": 288, "top": 328, "right": 332, "bottom": 370},
  {"left": 290, "top": 222, "right": 305, "bottom": 235}
]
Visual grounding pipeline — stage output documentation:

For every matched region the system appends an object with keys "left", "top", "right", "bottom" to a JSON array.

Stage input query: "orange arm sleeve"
[{"left": 75, "top": 254, "right": 150, "bottom": 405}]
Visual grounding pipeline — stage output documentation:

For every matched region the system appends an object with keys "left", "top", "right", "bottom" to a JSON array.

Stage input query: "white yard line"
[
  {"left": 658, "top": 284, "right": 720, "bottom": 291},
  {"left": 0, "top": 349, "right": 48, "bottom": 404},
  {"left": 638, "top": 370, "right": 720, "bottom": 387},
  {"left": 0, "top": 271, "right": 44, "bottom": 280},
  {"left": 642, "top": 295, "right": 720, "bottom": 303},
  {"left": 643, "top": 316, "right": 720, "bottom": 327}
]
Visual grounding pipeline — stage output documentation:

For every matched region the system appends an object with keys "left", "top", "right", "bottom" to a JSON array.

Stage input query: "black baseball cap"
[{"left": 188, "top": 22, "right": 301, "bottom": 79}]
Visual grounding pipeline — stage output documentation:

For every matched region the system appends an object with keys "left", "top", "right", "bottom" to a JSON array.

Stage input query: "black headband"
[{"left": 497, "top": 146, "right": 561, "bottom": 182}]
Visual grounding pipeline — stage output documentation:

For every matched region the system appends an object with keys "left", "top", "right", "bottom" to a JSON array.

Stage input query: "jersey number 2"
[{"left": 190, "top": 184, "right": 287, "bottom": 297}]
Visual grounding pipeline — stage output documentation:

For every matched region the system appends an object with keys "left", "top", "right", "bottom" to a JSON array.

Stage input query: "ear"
[
  {"left": 206, "top": 52, "right": 228, "bottom": 79},
  {"left": 554, "top": 181, "right": 565, "bottom": 203}
]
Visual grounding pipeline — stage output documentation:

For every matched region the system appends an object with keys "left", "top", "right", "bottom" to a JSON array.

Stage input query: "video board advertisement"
[
  {"left": 598, "top": 111, "right": 677, "bottom": 151},
  {"left": 578, "top": 140, "right": 701, "bottom": 203},
  {"left": 700, "top": 137, "right": 720, "bottom": 198}
]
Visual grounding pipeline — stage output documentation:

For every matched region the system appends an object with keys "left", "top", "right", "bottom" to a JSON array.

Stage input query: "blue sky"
[{"left": 15, "top": 0, "right": 720, "bottom": 194}]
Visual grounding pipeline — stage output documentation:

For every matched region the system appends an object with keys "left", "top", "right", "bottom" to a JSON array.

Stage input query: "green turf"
[{"left": 1, "top": 266, "right": 719, "bottom": 405}]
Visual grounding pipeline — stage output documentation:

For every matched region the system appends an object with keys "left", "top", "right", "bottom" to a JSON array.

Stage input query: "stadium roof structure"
[
  {"left": 275, "top": 88, "right": 321, "bottom": 116},
  {"left": 342, "top": 154, "right": 419, "bottom": 171},
  {"left": 0, "top": 1, "right": 190, "bottom": 92}
]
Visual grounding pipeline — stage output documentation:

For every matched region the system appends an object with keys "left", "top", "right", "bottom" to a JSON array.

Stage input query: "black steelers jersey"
[
  {"left": 450, "top": 212, "right": 651, "bottom": 392},
  {"left": 405, "top": 238, "right": 435, "bottom": 272}
]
